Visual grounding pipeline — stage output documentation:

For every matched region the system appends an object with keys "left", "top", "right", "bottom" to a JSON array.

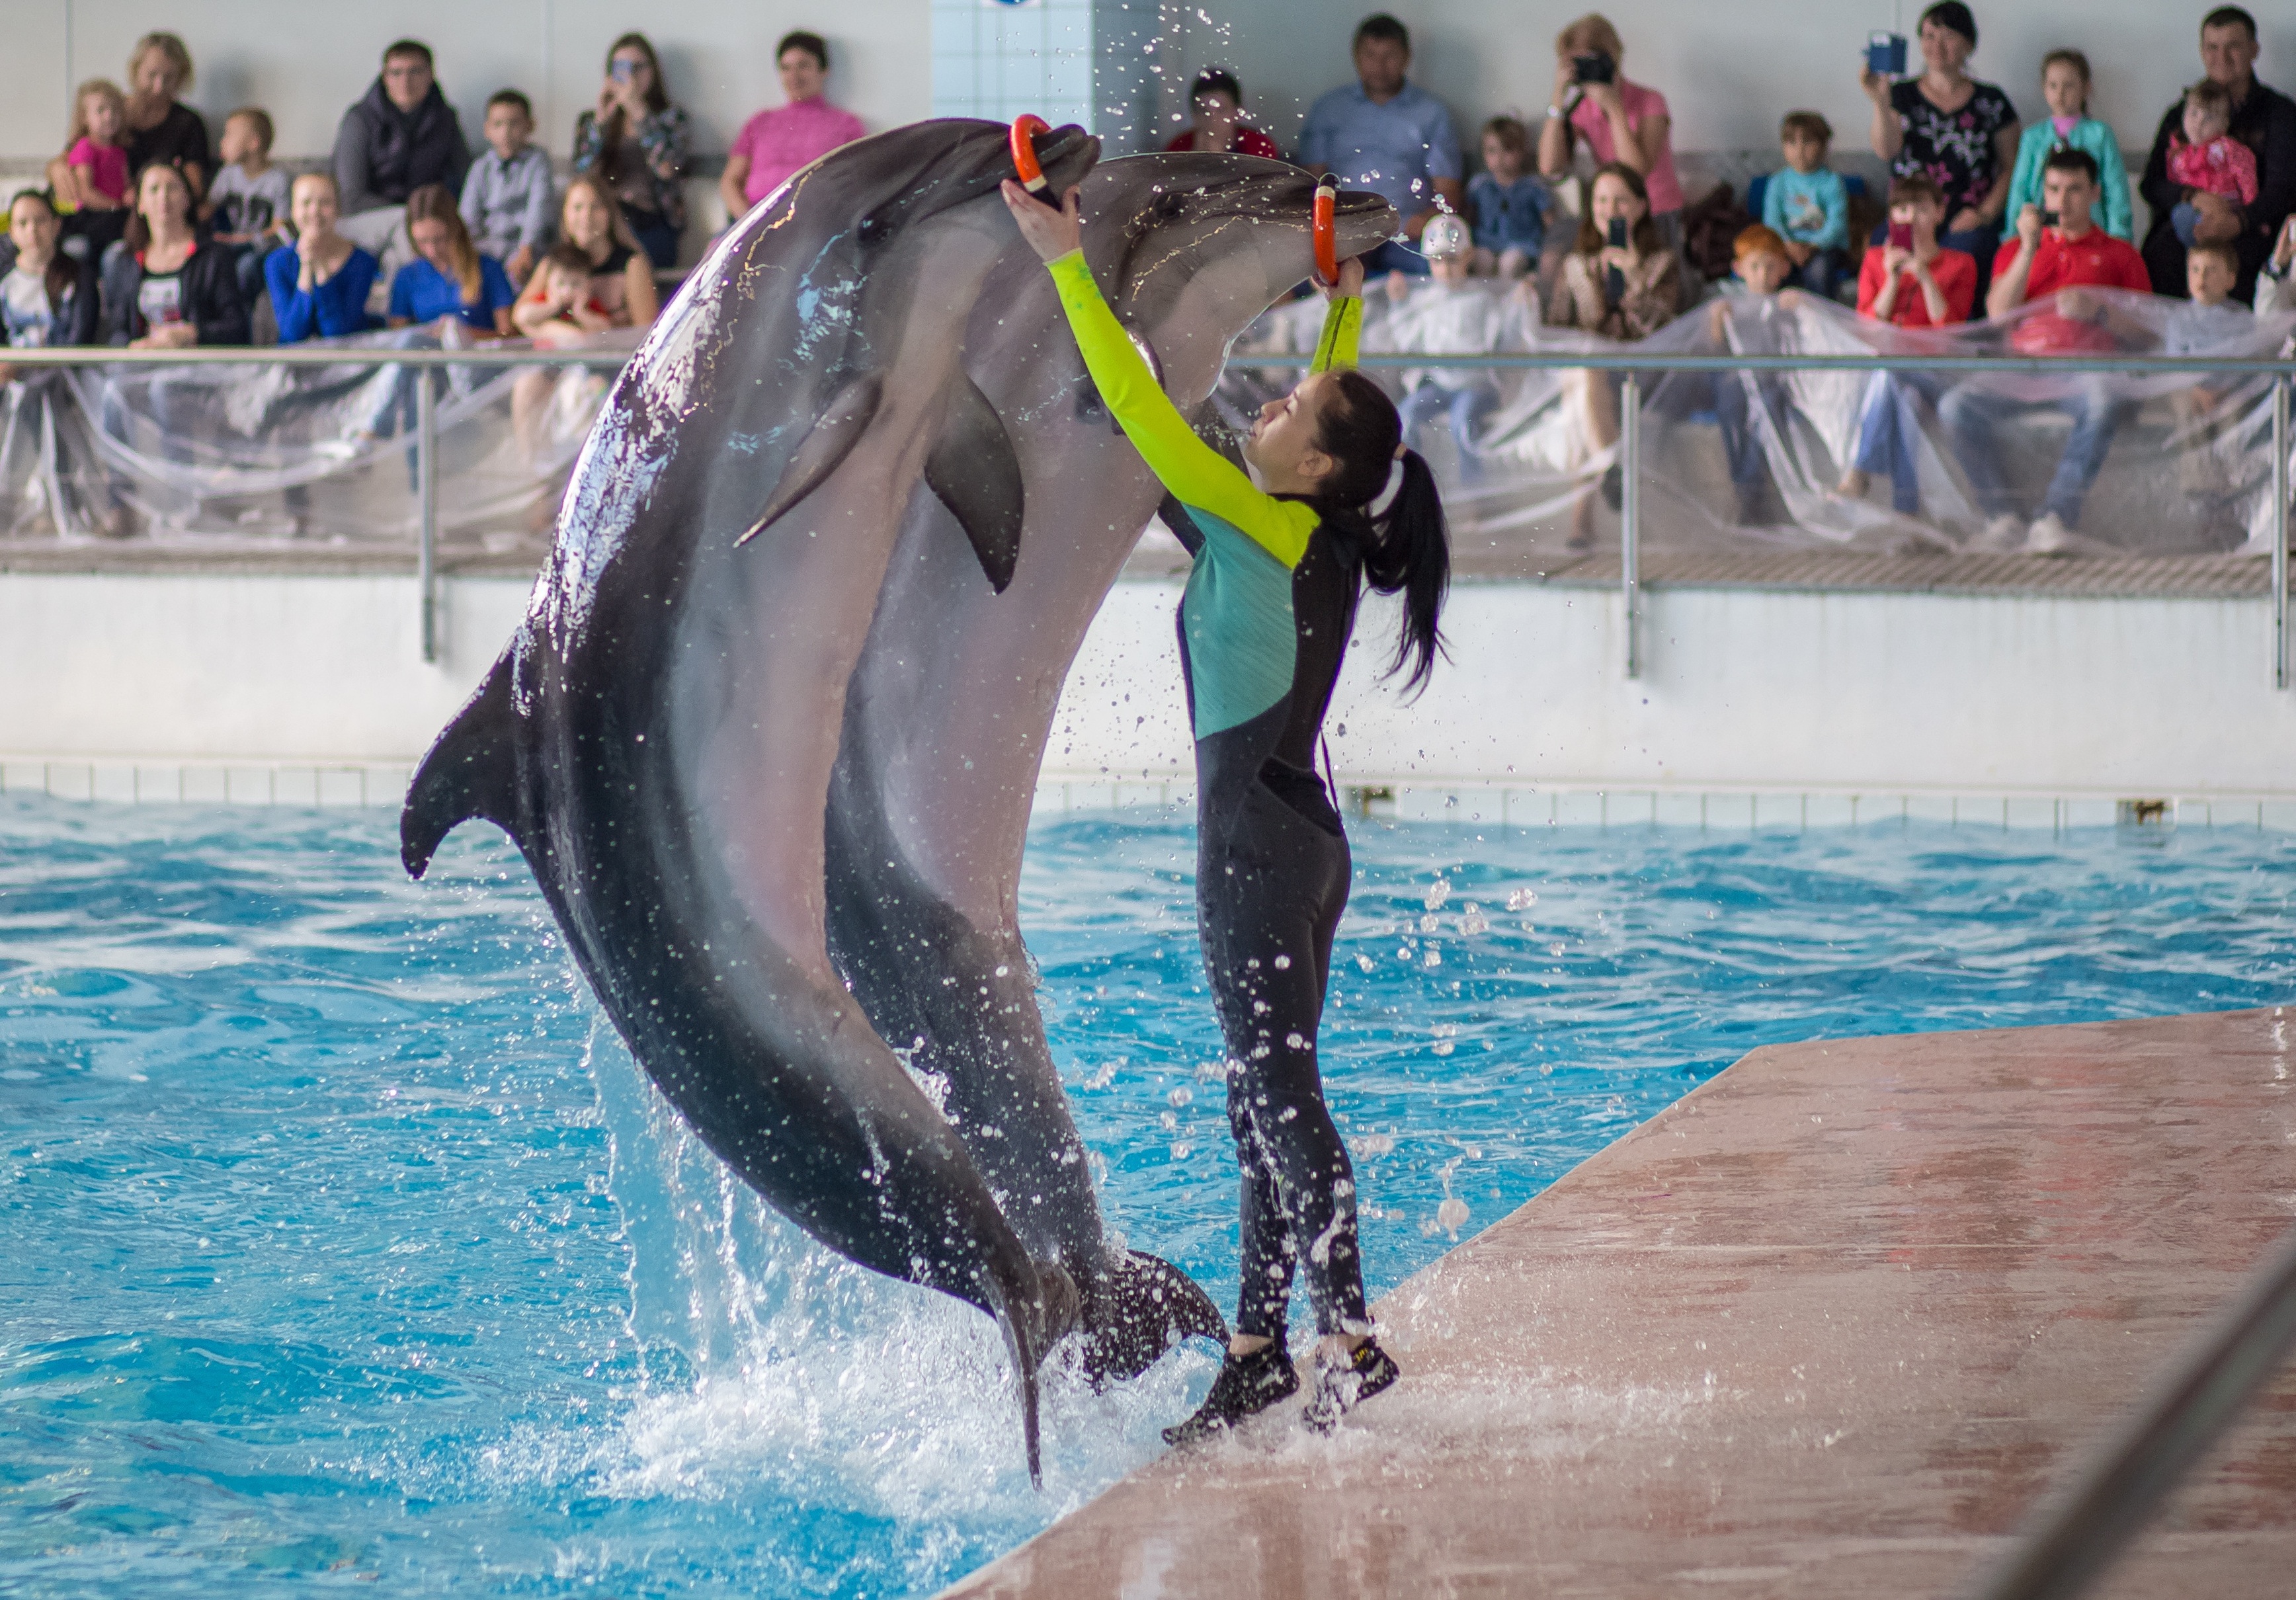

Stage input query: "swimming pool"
[{"left": 3, "top": 798, "right": 2289, "bottom": 1596}]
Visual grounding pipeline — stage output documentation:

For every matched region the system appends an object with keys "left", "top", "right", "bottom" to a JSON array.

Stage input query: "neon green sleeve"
[
  {"left": 1311, "top": 295, "right": 1361, "bottom": 374},
  {"left": 1047, "top": 250, "right": 1319, "bottom": 569}
]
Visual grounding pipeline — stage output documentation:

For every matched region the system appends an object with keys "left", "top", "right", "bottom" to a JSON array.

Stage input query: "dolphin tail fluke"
[
  {"left": 991, "top": 1257, "right": 1080, "bottom": 1488},
  {"left": 401, "top": 653, "right": 522, "bottom": 879},
  {"left": 924, "top": 373, "right": 1025, "bottom": 592},
  {"left": 1079, "top": 1250, "right": 1229, "bottom": 1389}
]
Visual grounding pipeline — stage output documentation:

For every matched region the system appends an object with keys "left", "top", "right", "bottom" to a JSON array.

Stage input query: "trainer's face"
[{"left": 1245, "top": 371, "right": 1337, "bottom": 489}]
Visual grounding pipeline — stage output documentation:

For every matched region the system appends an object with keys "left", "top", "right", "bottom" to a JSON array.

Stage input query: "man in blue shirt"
[{"left": 1300, "top": 13, "right": 1465, "bottom": 278}]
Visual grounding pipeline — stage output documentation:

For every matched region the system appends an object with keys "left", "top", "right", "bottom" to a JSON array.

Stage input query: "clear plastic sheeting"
[
  {"left": 0, "top": 325, "right": 643, "bottom": 550},
  {"left": 1219, "top": 284, "right": 2296, "bottom": 561}
]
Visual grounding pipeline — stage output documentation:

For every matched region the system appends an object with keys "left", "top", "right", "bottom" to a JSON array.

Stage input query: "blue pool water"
[{"left": 3, "top": 797, "right": 2291, "bottom": 1596}]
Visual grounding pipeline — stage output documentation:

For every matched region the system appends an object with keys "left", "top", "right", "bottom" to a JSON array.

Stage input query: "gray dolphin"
[
  {"left": 825, "top": 157, "right": 1400, "bottom": 1380},
  {"left": 398, "top": 119, "right": 1107, "bottom": 1482}
]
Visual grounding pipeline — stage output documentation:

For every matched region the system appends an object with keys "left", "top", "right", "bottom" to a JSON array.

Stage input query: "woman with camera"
[
  {"left": 1538, "top": 15, "right": 1685, "bottom": 265},
  {"left": 571, "top": 32, "right": 693, "bottom": 270},
  {"left": 1860, "top": 1, "right": 2018, "bottom": 298}
]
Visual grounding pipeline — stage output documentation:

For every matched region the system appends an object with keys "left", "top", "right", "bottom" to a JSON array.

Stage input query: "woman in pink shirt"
[
  {"left": 1536, "top": 15, "right": 1686, "bottom": 264},
  {"left": 719, "top": 31, "right": 867, "bottom": 220}
]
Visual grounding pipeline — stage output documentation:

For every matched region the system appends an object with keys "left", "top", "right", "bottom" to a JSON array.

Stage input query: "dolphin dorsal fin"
[
  {"left": 924, "top": 373, "right": 1024, "bottom": 592},
  {"left": 401, "top": 653, "right": 522, "bottom": 879},
  {"left": 738, "top": 372, "right": 885, "bottom": 547}
]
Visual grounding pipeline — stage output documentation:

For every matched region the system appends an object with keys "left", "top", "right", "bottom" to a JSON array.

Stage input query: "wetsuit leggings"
[{"left": 1200, "top": 772, "right": 1366, "bottom": 1343}]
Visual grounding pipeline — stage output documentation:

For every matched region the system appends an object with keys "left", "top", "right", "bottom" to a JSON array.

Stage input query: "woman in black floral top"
[
  {"left": 571, "top": 32, "right": 693, "bottom": 270},
  {"left": 1859, "top": 1, "right": 2019, "bottom": 296}
]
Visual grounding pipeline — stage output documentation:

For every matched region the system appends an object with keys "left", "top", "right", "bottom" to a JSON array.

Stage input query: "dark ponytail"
[{"left": 1311, "top": 368, "right": 1451, "bottom": 695}]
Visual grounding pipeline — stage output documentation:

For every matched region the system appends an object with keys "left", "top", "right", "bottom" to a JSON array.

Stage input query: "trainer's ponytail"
[{"left": 1311, "top": 370, "right": 1452, "bottom": 696}]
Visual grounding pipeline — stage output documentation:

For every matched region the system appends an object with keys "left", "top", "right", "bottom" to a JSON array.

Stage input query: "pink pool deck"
[{"left": 946, "top": 1007, "right": 2296, "bottom": 1599}]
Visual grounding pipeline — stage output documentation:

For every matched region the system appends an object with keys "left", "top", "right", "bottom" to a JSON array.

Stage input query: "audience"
[
  {"left": 514, "top": 175, "right": 661, "bottom": 336},
  {"left": 2167, "top": 81, "right": 2260, "bottom": 249},
  {"left": 204, "top": 108, "right": 291, "bottom": 304},
  {"left": 461, "top": 89, "right": 555, "bottom": 286},
  {"left": 2166, "top": 240, "right": 2255, "bottom": 510},
  {"left": 265, "top": 174, "right": 380, "bottom": 344},
  {"left": 1942, "top": 147, "right": 2151, "bottom": 553},
  {"left": 1862, "top": 2, "right": 2019, "bottom": 300},
  {"left": 1762, "top": 112, "right": 1850, "bottom": 300},
  {"left": 2, "top": 192, "right": 102, "bottom": 374},
  {"left": 1165, "top": 69, "right": 1283, "bottom": 159},
  {"left": 1545, "top": 161, "right": 1680, "bottom": 548},
  {"left": 1467, "top": 117, "right": 1552, "bottom": 281},
  {"left": 101, "top": 163, "right": 248, "bottom": 348},
  {"left": 2004, "top": 51, "right": 2130, "bottom": 242},
  {"left": 1383, "top": 215, "right": 1506, "bottom": 481},
  {"left": 721, "top": 32, "right": 866, "bottom": 221},
  {"left": 2139, "top": 7, "right": 2296, "bottom": 303},
  {"left": 1301, "top": 13, "right": 1463, "bottom": 277},
  {"left": 387, "top": 184, "right": 514, "bottom": 337},
  {"left": 1702, "top": 225, "right": 1802, "bottom": 524},
  {"left": 572, "top": 33, "right": 692, "bottom": 269},
  {"left": 335, "top": 40, "right": 472, "bottom": 247},
  {"left": 51, "top": 81, "right": 134, "bottom": 260},
  {"left": 1539, "top": 14, "right": 1686, "bottom": 272},
  {"left": 121, "top": 33, "right": 213, "bottom": 199},
  {"left": 1835, "top": 175, "right": 1977, "bottom": 516}
]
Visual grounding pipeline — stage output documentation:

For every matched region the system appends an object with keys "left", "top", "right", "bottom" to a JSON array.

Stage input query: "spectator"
[
  {"left": 2167, "top": 81, "right": 2260, "bottom": 247},
  {"left": 204, "top": 108, "right": 292, "bottom": 305},
  {"left": 721, "top": 32, "right": 866, "bottom": 220},
  {"left": 517, "top": 243, "right": 619, "bottom": 348},
  {"left": 571, "top": 33, "right": 692, "bottom": 270},
  {"left": 2, "top": 192, "right": 102, "bottom": 380},
  {"left": 2139, "top": 7, "right": 2296, "bottom": 303},
  {"left": 2167, "top": 240, "right": 2256, "bottom": 510},
  {"left": 1860, "top": 2, "right": 2018, "bottom": 298},
  {"left": 514, "top": 175, "right": 659, "bottom": 335},
  {"left": 1544, "top": 161, "right": 1678, "bottom": 548},
  {"left": 120, "top": 33, "right": 212, "bottom": 199},
  {"left": 1539, "top": 15, "right": 1686, "bottom": 269},
  {"left": 1834, "top": 174, "right": 1977, "bottom": 515},
  {"left": 101, "top": 163, "right": 248, "bottom": 348},
  {"left": 265, "top": 173, "right": 380, "bottom": 343},
  {"left": 1943, "top": 147, "right": 2151, "bottom": 553},
  {"left": 1164, "top": 69, "right": 1283, "bottom": 159},
  {"left": 2004, "top": 51, "right": 2131, "bottom": 241},
  {"left": 387, "top": 184, "right": 513, "bottom": 337},
  {"left": 1702, "top": 225, "right": 1804, "bottom": 525},
  {"left": 335, "top": 40, "right": 472, "bottom": 244},
  {"left": 48, "top": 81, "right": 134, "bottom": 260},
  {"left": 1300, "top": 14, "right": 1463, "bottom": 278},
  {"left": 1381, "top": 214, "right": 1505, "bottom": 482},
  {"left": 1466, "top": 116, "right": 1552, "bottom": 280},
  {"left": 1762, "top": 111, "right": 1850, "bottom": 300},
  {"left": 2260, "top": 214, "right": 2296, "bottom": 315},
  {"left": 462, "top": 89, "right": 554, "bottom": 286}
]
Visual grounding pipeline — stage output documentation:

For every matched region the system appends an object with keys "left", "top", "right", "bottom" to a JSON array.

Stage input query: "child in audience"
[
  {"left": 1383, "top": 214, "right": 1508, "bottom": 481},
  {"left": 1466, "top": 117, "right": 1551, "bottom": 281},
  {"left": 520, "top": 243, "right": 617, "bottom": 348},
  {"left": 460, "top": 90, "right": 555, "bottom": 287},
  {"left": 2167, "top": 240, "right": 2254, "bottom": 502},
  {"left": 2166, "top": 80, "right": 2258, "bottom": 249},
  {"left": 203, "top": 108, "right": 292, "bottom": 303},
  {"left": 2004, "top": 51, "right": 2131, "bottom": 241},
  {"left": 1703, "top": 225, "right": 1804, "bottom": 524},
  {"left": 52, "top": 81, "right": 134, "bottom": 257},
  {"left": 1835, "top": 175, "right": 1977, "bottom": 514},
  {"left": 1760, "top": 112, "right": 1848, "bottom": 300}
]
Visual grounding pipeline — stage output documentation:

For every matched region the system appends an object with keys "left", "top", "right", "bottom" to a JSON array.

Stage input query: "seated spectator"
[
  {"left": 721, "top": 32, "right": 866, "bottom": 221},
  {"left": 1544, "top": 162, "right": 1678, "bottom": 548},
  {"left": 1539, "top": 15, "right": 1685, "bottom": 270},
  {"left": 517, "top": 244, "right": 619, "bottom": 349},
  {"left": 1762, "top": 111, "right": 1850, "bottom": 300},
  {"left": 1301, "top": 14, "right": 1463, "bottom": 278},
  {"left": 1165, "top": 69, "right": 1282, "bottom": 159},
  {"left": 1835, "top": 174, "right": 1977, "bottom": 514},
  {"left": 1860, "top": 3, "right": 2018, "bottom": 299},
  {"left": 462, "top": 89, "right": 555, "bottom": 286},
  {"left": 2168, "top": 240, "right": 2257, "bottom": 507},
  {"left": 1703, "top": 225, "right": 1805, "bottom": 525},
  {"left": 1467, "top": 116, "right": 1551, "bottom": 280},
  {"left": 335, "top": 40, "right": 471, "bottom": 251},
  {"left": 100, "top": 163, "right": 248, "bottom": 348},
  {"left": 2168, "top": 81, "right": 2259, "bottom": 248},
  {"left": 2260, "top": 214, "right": 2296, "bottom": 315},
  {"left": 387, "top": 184, "right": 514, "bottom": 337},
  {"left": 120, "top": 32, "right": 212, "bottom": 198},
  {"left": 2004, "top": 51, "right": 2131, "bottom": 241},
  {"left": 1382, "top": 214, "right": 1506, "bottom": 482},
  {"left": 204, "top": 108, "right": 292, "bottom": 305},
  {"left": 2, "top": 192, "right": 102, "bottom": 381},
  {"left": 48, "top": 80, "right": 134, "bottom": 261},
  {"left": 514, "top": 175, "right": 659, "bottom": 335},
  {"left": 571, "top": 33, "right": 692, "bottom": 270},
  {"left": 265, "top": 174, "right": 380, "bottom": 343},
  {"left": 2139, "top": 7, "right": 2296, "bottom": 303},
  {"left": 1942, "top": 147, "right": 2151, "bottom": 553}
]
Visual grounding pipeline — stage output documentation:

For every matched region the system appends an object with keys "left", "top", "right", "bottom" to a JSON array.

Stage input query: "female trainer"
[{"left": 1003, "top": 178, "right": 1450, "bottom": 1440}]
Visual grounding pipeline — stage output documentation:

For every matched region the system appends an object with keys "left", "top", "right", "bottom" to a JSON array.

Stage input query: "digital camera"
[
  {"left": 1573, "top": 52, "right": 1616, "bottom": 86},
  {"left": 1866, "top": 32, "right": 1907, "bottom": 76}
]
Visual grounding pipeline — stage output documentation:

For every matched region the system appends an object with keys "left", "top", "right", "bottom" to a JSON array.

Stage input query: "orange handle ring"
[
  {"left": 1010, "top": 114, "right": 1052, "bottom": 200},
  {"left": 1312, "top": 179, "right": 1339, "bottom": 286}
]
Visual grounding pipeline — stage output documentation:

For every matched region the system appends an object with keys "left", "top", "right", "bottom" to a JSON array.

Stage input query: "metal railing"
[{"left": 5, "top": 344, "right": 2293, "bottom": 678}]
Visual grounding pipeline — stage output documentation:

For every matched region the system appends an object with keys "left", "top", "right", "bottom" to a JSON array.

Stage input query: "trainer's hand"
[
  {"left": 1002, "top": 180, "right": 1083, "bottom": 261},
  {"left": 1321, "top": 255, "right": 1365, "bottom": 302}
]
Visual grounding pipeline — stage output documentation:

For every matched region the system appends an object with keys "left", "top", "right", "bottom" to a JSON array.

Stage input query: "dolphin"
[
  {"left": 398, "top": 119, "right": 1110, "bottom": 1482},
  {"left": 825, "top": 157, "right": 1400, "bottom": 1380}
]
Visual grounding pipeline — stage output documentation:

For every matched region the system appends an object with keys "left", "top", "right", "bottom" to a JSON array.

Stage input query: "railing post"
[
  {"left": 1621, "top": 370, "right": 1641, "bottom": 680},
  {"left": 2275, "top": 375, "right": 2289, "bottom": 692},
  {"left": 417, "top": 365, "right": 438, "bottom": 665}
]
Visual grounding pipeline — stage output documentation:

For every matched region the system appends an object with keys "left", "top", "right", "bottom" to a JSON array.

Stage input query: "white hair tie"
[{"left": 1368, "top": 455, "right": 1407, "bottom": 519}]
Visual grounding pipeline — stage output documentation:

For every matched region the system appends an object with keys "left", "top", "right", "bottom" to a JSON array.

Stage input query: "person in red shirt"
[
  {"left": 1836, "top": 174, "right": 1979, "bottom": 514},
  {"left": 1943, "top": 146, "right": 2154, "bottom": 551},
  {"left": 1164, "top": 69, "right": 1284, "bottom": 161}
]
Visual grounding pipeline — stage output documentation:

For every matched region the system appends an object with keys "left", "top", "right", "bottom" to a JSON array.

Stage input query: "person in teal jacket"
[
  {"left": 2004, "top": 50, "right": 2133, "bottom": 240},
  {"left": 1002, "top": 176, "right": 1452, "bottom": 1443}
]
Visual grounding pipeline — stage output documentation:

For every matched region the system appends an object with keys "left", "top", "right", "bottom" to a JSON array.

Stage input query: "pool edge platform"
[{"left": 940, "top": 1006, "right": 2296, "bottom": 1599}]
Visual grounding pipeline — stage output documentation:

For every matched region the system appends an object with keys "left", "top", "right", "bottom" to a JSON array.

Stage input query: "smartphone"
[
  {"left": 1606, "top": 216, "right": 1628, "bottom": 249},
  {"left": 1867, "top": 32, "right": 1907, "bottom": 76},
  {"left": 2041, "top": 208, "right": 2061, "bottom": 229},
  {"left": 1887, "top": 221, "right": 1913, "bottom": 251},
  {"left": 1573, "top": 51, "right": 1615, "bottom": 86}
]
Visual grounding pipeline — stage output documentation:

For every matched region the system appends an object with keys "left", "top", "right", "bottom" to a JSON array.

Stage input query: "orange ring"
[
  {"left": 1010, "top": 114, "right": 1051, "bottom": 196},
  {"left": 1312, "top": 179, "right": 1339, "bottom": 286}
]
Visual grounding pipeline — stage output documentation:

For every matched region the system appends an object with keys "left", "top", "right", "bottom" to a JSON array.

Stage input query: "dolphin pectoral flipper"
[
  {"left": 924, "top": 373, "right": 1024, "bottom": 592},
  {"left": 737, "top": 372, "right": 885, "bottom": 547},
  {"left": 401, "top": 653, "right": 522, "bottom": 879}
]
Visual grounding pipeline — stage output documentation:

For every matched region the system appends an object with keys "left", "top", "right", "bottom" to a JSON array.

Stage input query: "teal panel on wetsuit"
[{"left": 1180, "top": 503, "right": 1297, "bottom": 739}]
